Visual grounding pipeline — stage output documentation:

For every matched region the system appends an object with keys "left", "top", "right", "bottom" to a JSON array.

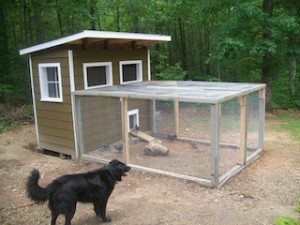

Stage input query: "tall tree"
[
  {"left": 262, "top": 0, "right": 273, "bottom": 111},
  {"left": 90, "top": 0, "right": 96, "bottom": 30},
  {"left": 55, "top": 0, "right": 64, "bottom": 36}
]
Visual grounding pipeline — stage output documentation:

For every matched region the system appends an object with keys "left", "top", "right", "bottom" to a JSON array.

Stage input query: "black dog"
[{"left": 26, "top": 159, "right": 130, "bottom": 225}]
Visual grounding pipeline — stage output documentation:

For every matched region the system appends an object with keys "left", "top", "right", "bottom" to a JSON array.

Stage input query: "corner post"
[
  {"left": 174, "top": 100, "right": 180, "bottom": 136},
  {"left": 210, "top": 103, "right": 221, "bottom": 187},
  {"left": 258, "top": 89, "right": 266, "bottom": 149},
  {"left": 122, "top": 97, "right": 130, "bottom": 164},
  {"left": 239, "top": 95, "right": 248, "bottom": 165}
]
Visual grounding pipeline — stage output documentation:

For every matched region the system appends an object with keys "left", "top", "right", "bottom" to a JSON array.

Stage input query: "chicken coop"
[{"left": 72, "top": 81, "right": 266, "bottom": 187}]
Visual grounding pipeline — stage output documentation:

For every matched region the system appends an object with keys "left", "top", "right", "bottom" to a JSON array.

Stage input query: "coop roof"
[
  {"left": 73, "top": 81, "right": 266, "bottom": 104},
  {"left": 19, "top": 30, "right": 171, "bottom": 55}
]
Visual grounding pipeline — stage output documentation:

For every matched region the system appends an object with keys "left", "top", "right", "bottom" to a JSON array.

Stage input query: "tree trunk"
[
  {"left": 178, "top": 18, "right": 188, "bottom": 79},
  {"left": 90, "top": 0, "right": 96, "bottom": 30},
  {"left": 55, "top": 0, "right": 64, "bottom": 36},
  {"left": 0, "top": 4, "right": 9, "bottom": 72},
  {"left": 262, "top": 0, "right": 273, "bottom": 112},
  {"left": 203, "top": 22, "right": 210, "bottom": 76},
  {"left": 115, "top": 2, "right": 120, "bottom": 32},
  {"left": 33, "top": 2, "right": 43, "bottom": 43},
  {"left": 289, "top": 53, "right": 297, "bottom": 96}
]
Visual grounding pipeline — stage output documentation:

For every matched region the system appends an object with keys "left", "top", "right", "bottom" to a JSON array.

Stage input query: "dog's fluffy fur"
[{"left": 26, "top": 159, "right": 130, "bottom": 225}]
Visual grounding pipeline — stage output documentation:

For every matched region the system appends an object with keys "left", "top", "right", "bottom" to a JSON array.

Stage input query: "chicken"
[
  {"left": 135, "top": 124, "right": 140, "bottom": 132},
  {"left": 168, "top": 133, "right": 177, "bottom": 142},
  {"left": 190, "top": 141, "right": 198, "bottom": 149},
  {"left": 114, "top": 143, "right": 123, "bottom": 152},
  {"left": 102, "top": 144, "right": 110, "bottom": 151}
]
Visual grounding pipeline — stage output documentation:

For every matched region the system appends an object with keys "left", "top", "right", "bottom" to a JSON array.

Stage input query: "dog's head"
[{"left": 108, "top": 159, "right": 131, "bottom": 181}]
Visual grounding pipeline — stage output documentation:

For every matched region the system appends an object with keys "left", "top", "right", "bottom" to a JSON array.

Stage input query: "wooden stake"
[
  {"left": 259, "top": 89, "right": 266, "bottom": 149},
  {"left": 122, "top": 97, "right": 130, "bottom": 164},
  {"left": 174, "top": 100, "right": 179, "bottom": 136},
  {"left": 239, "top": 95, "right": 248, "bottom": 165}
]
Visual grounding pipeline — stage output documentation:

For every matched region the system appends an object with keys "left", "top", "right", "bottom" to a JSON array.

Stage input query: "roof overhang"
[{"left": 19, "top": 30, "right": 171, "bottom": 55}]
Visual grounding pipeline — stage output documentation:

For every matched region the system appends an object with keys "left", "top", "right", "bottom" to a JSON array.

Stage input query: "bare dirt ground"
[{"left": 0, "top": 113, "right": 300, "bottom": 225}]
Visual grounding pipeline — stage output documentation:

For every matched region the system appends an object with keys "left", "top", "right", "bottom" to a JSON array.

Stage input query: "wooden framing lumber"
[{"left": 239, "top": 95, "right": 248, "bottom": 165}]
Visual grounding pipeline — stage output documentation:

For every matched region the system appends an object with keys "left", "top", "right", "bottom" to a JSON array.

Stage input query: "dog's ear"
[{"left": 109, "top": 159, "right": 120, "bottom": 165}]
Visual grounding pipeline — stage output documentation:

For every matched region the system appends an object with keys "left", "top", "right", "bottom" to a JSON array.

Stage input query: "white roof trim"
[{"left": 19, "top": 30, "right": 171, "bottom": 55}]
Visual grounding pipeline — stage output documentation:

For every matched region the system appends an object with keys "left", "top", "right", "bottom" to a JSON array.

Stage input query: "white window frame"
[
  {"left": 83, "top": 62, "right": 113, "bottom": 89},
  {"left": 128, "top": 109, "right": 139, "bottom": 132},
  {"left": 119, "top": 60, "right": 143, "bottom": 84},
  {"left": 38, "top": 63, "right": 63, "bottom": 102}
]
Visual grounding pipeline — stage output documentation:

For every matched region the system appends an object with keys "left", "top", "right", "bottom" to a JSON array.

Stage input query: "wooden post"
[
  {"left": 174, "top": 100, "right": 179, "bottom": 136},
  {"left": 258, "top": 89, "right": 266, "bottom": 149},
  {"left": 122, "top": 97, "right": 130, "bottom": 164},
  {"left": 210, "top": 103, "right": 220, "bottom": 187},
  {"left": 239, "top": 95, "right": 248, "bottom": 165},
  {"left": 152, "top": 100, "right": 157, "bottom": 133}
]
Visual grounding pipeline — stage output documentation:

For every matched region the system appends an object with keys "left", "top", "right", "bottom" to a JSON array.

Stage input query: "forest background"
[{"left": 0, "top": 0, "right": 299, "bottom": 111}]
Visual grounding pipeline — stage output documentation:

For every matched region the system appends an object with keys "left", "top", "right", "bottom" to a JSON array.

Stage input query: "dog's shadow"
[
  {"left": 72, "top": 209, "right": 122, "bottom": 225},
  {"left": 72, "top": 217, "right": 100, "bottom": 225}
]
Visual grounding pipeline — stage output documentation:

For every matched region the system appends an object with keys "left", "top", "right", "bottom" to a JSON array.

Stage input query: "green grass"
[
  {"left": 276, "top": 196, "right": 300, "bottom": 225},
  {"left": 276, "top": 216, "right": 299, "bottom": 225},
  {"left": 276, "top": 112, "right": 300, "bottom": 141}
]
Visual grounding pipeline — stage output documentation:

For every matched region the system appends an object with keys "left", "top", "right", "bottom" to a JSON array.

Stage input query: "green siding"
[
  {"left": 31, "top": 49, "right": 75, "bottom": 155},
  {"left": 73, "top": 48, "right": 148, "bottom": 90},
  {"left": 31, "top": 47, "right": 149, "bottom": 156}
]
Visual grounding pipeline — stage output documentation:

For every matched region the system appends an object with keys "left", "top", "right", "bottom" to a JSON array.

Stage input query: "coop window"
[
  {"left": 120, "top": 60, "right": 142, "bottom": 84},
  {"left": 128, "top": 109, "right": 139, "bottom": 132},
  {"left": 83, "top": 62, "right": 113, "bottom": 89},
  {"left": 38, "top": 63, "right": 63, "bottom": 102}
]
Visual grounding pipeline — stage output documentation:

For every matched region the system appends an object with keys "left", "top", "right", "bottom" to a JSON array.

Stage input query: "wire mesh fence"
[{"left": 74, "top": 87, "right": 264, "bottom": 187}]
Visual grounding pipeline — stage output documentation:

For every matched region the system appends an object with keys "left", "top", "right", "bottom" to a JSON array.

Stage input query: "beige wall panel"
[
  {"left": 31, "top": 48, "right": 68, "bottom": 59},
  {"left": 39, "top": 133, "right": 74, "bottom": 148},
  {"left": 73, "top": 48, "right": 148, "bottom": 90},
  {"left": 31, "top": 47, "right": 150, "bottom": 156},
  {"left": 39, "top": 142, "right": 75, "bottom": 156},
  {"left": 39, "top": 126, "right": 74, "bottom": 139},
  {"left": 79, "top": 96, "right": 122, "bottom": 153},
  {"left": 35, "top": 102, "right": 72, "bottom": 113},
  {"left": 38, "top": 110, "right": 73, "bottom": 122},
  {"left": 38, "top": 118, "right": 73, "bottom": 130},
  {"left": 128, "top": 99, "right": 151, "bottom": 131}
]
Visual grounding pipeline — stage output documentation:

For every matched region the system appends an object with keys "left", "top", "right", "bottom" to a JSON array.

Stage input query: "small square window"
[
  {"left": 83, "top": 62, "right": 112, "bottom": 89},
  {"left": 38, "top": 63, "right": 63, "bottom": 102},
  {"left": 120, "top": 60, "right": 142, "bottom": 84}
]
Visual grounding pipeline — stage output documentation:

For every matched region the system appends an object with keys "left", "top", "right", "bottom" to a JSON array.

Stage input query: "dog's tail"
[{"left": 26, "top": 169, "right": 48, "bottom": 203}]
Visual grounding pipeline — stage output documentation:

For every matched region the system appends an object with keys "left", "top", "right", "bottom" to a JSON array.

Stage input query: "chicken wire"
[{"left": 73, "top": 81, "right": 265, "bottom": 187}]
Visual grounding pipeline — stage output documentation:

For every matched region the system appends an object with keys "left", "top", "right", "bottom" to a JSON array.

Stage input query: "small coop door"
[{"left": 128, "top": 109, "right": 139, "bottom": 131}]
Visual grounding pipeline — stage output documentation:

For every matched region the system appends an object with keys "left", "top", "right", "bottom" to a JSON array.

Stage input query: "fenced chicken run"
[{"left": 72, "top": 81, "right": 266, "bottom": 187}]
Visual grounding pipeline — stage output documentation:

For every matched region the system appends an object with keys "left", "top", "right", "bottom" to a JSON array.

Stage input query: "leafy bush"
[
  {"left": 0, "top": 104, "right": 34, "bottom": 133},
  {"left": 157, "top": 63, "right": 187, "bottom": 81}
]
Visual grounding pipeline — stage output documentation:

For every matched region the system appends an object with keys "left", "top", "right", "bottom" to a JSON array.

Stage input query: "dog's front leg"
[{"left": 93, "top": 201, "right": 111, "bottom": 223}]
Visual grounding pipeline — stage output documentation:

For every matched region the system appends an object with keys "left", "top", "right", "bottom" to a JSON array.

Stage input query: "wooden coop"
[
  {"left": 19, "top": 30, "right": 171, "bottom": 157},
  {"left": 73, "top": 81, "right": 266, "bottom": 187}
]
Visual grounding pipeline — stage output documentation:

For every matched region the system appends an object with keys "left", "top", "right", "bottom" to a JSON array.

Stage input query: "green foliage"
[
  {"left": 157, "top": 63, "right": 187, "bottom": 81},
  {"left": 0, "top": 0, "right": 300, "bottom": 110},
  {"left": 276, "top": 216, "right": 299, "bottom": 225},
  {"left": 272, "top": 71, "right": 300, "bottom": 109},
  {"left": 276, "top": 112, "right": 300, "bottom": 141},
  {"left": 276, "top": 196, "right": 300, "bottom": 225},
  {"left": 153, "top": 53, "right": 187, "bottom": 81}
]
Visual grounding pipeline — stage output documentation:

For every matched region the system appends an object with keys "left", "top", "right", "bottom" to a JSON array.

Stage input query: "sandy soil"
[{"left": 0, "top": 114, "right": 299, "bottom": 225}]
